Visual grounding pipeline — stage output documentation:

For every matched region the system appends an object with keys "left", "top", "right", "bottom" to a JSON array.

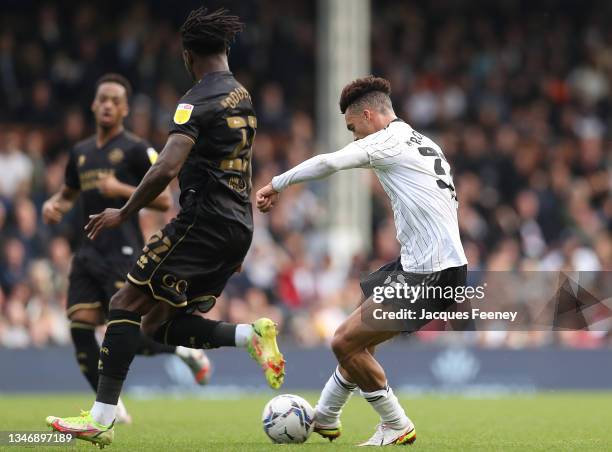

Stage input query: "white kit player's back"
[{"left": 353, "top": 120, "right": 467, "bottom": 273}]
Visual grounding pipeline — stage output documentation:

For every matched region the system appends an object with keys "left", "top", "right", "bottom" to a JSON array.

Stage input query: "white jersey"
[{"left": 271, "top": 119, "right": 467, "bottom": 273}]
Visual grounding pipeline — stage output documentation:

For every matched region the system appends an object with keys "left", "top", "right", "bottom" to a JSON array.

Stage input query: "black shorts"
[
  {"left": 360, "top": 257, "right": 468, "bottom": 332},
  {"left": 66, "top": 253, "right": 131, "bottom": 317},
  {"left": 127, "top": 192, "right": 253, "bottom": 309}
]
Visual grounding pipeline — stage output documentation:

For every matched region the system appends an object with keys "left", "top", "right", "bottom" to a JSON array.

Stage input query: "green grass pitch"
[{"left": 1, "top": 392, "right": 610, "bottom": 451}]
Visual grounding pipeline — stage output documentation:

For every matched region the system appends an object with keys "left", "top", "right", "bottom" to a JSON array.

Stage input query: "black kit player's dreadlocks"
[{"left": 180, "top": 6, "right": 244, "bottom": 55}]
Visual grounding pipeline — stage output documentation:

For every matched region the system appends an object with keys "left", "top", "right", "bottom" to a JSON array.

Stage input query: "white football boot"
[{"left": 358, "top": 420, "right": 416, "bottom": 446}]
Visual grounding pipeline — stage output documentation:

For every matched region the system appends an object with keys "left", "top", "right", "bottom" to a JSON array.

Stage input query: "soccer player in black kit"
[
  {"left": 42, "top": 73, "right": 212, "bottom": 425},
  {"left": 46, "top": 8, "right": 285, "bottom": 447}
]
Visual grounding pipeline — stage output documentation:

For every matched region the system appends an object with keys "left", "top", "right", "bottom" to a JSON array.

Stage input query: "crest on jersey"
[
  {"left": 108, "top": 148, "right": 124, "bottom": 164},
  {"left": 146, "top": 147, "right": 158, "bottom": 164},
  {"left": 173, "top": 103, "right": 194, "bottom": 125},
  {"left": 78, "top": 155, "right": 86, "bottom": 167}
]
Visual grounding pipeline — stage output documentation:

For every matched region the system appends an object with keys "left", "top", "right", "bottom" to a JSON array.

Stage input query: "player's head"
[
  {"left": 340, "top": 75, "right": 395, "bottom": 140},
  {"left": 92, "top": 73, "right": 131, "bottom": 130},
  {"left": 180, "top": 6, "right": 244, "bottom": 80}
]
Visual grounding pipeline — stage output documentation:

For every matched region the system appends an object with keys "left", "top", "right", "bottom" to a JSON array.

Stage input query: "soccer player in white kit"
[{"left": 257, "top": 76, "right": 468, "bottom": 446}]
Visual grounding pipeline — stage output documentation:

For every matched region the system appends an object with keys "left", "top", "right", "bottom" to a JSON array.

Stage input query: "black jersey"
[
  {"left": 65, "top": 130, "right": 157, "bottom": 261},
  {"left": 168, "top": 71, "right": 256, "bottom": 230}
]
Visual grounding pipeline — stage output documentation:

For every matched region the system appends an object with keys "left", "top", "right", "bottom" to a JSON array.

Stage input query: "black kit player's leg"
[
  {"left": 96, "top": 281, "right": 234, "bottom": 404},
  {"left": 100, "top": 266, "right": 177, "bottom": 357},
  {"left": 135, "top": 331, "right": 177, "bottom": 355},
  {"left": 134, "top": 298, "right": 176, "bottom": 355},
  {"left": 95, "top": 284, "right": 156, "bottom": 412},
  {"left": 153, "top": 314, "right": 236, "bottom": 349},
  {"left": 66, "top": 257, "right": 107, "bottom": 393},
  {"left": 70, "top": 297, "right": 174, "bottom": 399},
  {"left": 139, "top": 301, "right": 175, "bottom": 337},
  {"left": 69, "top": 307, "right": 105, "bottom": 392},
  {"left": 141, "top": 300, "right": 237, "bottom": 349}
]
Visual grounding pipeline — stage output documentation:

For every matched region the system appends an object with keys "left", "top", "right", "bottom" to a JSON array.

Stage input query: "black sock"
[
  {"left": 153, "top": 314, "right": 236, "bottom": 349},
  {"left": 96, "top": 309, "right": 141, "bottom": 405},
  {"left": 136, "top": 332, "right": 176, "bottom": 355},
  {"left": 70, "top": 321, "right": 100, "bottom": 391}
]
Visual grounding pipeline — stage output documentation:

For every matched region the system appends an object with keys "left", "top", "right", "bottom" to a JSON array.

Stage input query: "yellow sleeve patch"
[
  {"left": 146, "top": 147, "right": 158, "bottom": 164},
  {"left": 173, "top": 103, "right": 194, "bottom": 125}
]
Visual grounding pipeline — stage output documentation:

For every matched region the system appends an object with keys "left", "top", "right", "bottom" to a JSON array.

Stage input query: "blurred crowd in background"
[{"left": 0, "top": 0, "right": 610, "bottom": 349}]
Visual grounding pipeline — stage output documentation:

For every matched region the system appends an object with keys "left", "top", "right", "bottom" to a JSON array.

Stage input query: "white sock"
[
  {"left": 314, "top": 367, "right": 357, "bottom": 427},
  {"left": 361, "top": 384, "right": 409, "bottom": 429},
  {"left": 90, "top": 401, "right": 117, "bottom": 426},
  {"left": 175, "top": 345, "right": 192, "bottom": 359},
  {"left": 235, "top": 324, "right": 253, "bottom": 347}
]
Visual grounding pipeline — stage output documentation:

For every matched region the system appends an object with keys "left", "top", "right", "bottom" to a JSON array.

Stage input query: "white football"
[{"left": 261, "top": 394, "right": 315, "bottom": 443}]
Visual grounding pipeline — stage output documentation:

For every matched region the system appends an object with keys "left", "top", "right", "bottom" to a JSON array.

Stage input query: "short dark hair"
[
  {"left": 95, "top": 73, "right": 132, "bottom": 99},
  {"left": 339, "top": 75, "right": 392, "bottom": 114},
  {"left": 180, "top": 6, "right": 244, "bottom": 56}
]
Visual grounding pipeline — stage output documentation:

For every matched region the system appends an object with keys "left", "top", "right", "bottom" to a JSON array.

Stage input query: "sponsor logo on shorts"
[{"left": 162, "top": 273, "right": 188, "bottom": 294}]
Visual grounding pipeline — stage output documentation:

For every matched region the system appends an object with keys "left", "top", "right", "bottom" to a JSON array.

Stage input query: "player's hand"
[
  {"left": 97, "top": 174, "right": 124, "bottom": 198},
  {"left": 85, "top": 208, "right": 126, "bottom": 240},
  {"left": 256, "top": 183, "right": 279, "bottom": 213},
  {"left": 42, "top": 199, "right": 64, "bottom": 224}
]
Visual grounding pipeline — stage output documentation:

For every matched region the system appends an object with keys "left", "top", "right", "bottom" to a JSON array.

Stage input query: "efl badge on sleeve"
[
  {"left": 146, "top": 147, "right": 158, "bottom": 164},
  {"left": 173, "top": 103, "right": 194, "bottom": 125}
]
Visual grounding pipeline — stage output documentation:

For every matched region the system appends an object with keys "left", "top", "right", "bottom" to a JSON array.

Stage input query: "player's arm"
[
  {"left": 85, "top": 134, "right": 193, "bottom": 239},
  {"left": 256, "top": 144, "right": 370, "bottom": 212},
  {"left": 42, "top": 184, "right": 80, "bottom": 224},
  {"left": 96, "top": 176, "right": 172, "bottom": 211},
  {"left": 43, "top": 147, "right": 81, "bottom": 224}
]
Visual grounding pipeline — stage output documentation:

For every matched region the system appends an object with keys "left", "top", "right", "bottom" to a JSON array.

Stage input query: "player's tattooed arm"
[
  {"left": 42, "top": 184, "right": 80, "bottom": 224},
  {"left": 85, "top": 134, "right": 193, "bottom": 239}
]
